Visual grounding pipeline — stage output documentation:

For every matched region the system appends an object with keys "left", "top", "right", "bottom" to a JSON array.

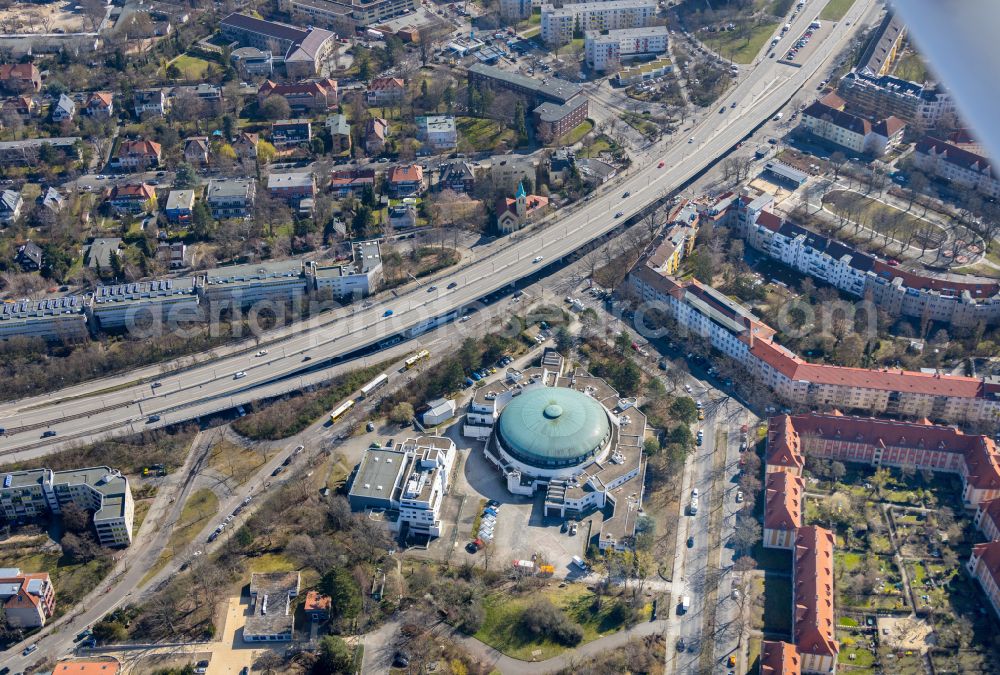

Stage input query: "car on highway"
[
  {"left": 42, "top": 430, "right": 56, "bottom": 438},
  {"left": 427, "top": 285, "right": 437, "bottom": 292},
  {"left": 272, "top": 466, "right": 284, "bottom": 476},
  {"left": 447, "top": 281, "right": 458, "bottom": 289},
  {"left": 151, "top": 381, "right": 162, "bottom": 388},
  {"left": 23, "top": 643, "right": 37, "bottom": 655},
  {"left": 383, "top": 309, "right": 394, "bottom": 317},
  {"left": 688, "top": 137, "right": 694, "bottom": 143},
  {"left": 687, "top": 536, "right": 694, "bottom": 547},
  {"left": 532, "top": 256, "right": 543, "bottom": 263},
  {"left": 736, "top": 490, "right": 744, "bottom": 503},
  {"left": 719, "top": 106, "right": 726, "bottom": 113},
  {"left": 256, "top": 349, "right": 268, "bottom": 356},
  {"left": 75, "top": 628, "right": 93, "bottom": 642},
  {"left": 658, "top": 161, "right": 665, "bottom": 168},
  {"left": 676, "top": 638, "right": 686, "bottom": 652},
  {"left": 622, "top": 191, "right": 630, "bottom": 198},
  {"left": 147, "top": 415, "right": 161, "bottom": 423},
  {"left": 302, "top": 355, "right": 312, "bottom": 361},
  {"left": 234, "top": 371, "right": 246, "bottom": 379},
  {"left": 614, "top": 211, "right": 624, "bottom": 218}
]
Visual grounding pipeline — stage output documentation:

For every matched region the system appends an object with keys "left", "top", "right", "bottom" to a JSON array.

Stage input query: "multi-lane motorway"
[{"left": 0, "top": 1, "right": 872, "bottom": 464}]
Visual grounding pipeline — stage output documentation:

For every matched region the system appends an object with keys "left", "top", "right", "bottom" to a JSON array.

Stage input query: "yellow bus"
[
  {"left": 330, "top": 399, "right": 355, "bottom": 423},
  {"left": 404, "top": 349, "right": 430, "bottom": 370}
]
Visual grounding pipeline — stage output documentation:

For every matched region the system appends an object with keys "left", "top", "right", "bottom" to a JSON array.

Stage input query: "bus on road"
[
  {"left": 404, "top": 349, "right": 430, "bottom": 370},
  {"left": 360, "top": 373, "right": 389, "bottom": 398},
  {"left": 330, "top": 399, "right": 354, "bottom": 423}
]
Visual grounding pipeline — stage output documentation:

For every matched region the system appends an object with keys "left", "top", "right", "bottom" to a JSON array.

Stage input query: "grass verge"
[
  {"left": 703, "top": 22, "right": 780, "bottom": 64},
  {"left": 142, "top": 488, "right": 218, "bottom": 585},
  {"left": 820, "top": 0, "right": 856, "bottom": 21}
]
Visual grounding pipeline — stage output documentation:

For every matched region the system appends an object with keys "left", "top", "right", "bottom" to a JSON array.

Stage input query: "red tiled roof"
[
  {"left": 793, "top": 526, "right": 839, "bottom": 658},
  {"left": 756, "top": 210, "right": 782, "bottom": 232},
  {"left": 764, "top": 471, "right": 804, "bottom": 530},
  {"left": 87, "top": 91, "right": 113, "bottom": 107},
  {"left": 259, "top": 78, "right": 337, "bottom": 98},
  {"left": 766, "top": 415, "right": 805, "bottom": 471},
  {"left": 916, "top": 136, "right": 994, "bottom": 178},
  {"left": 369, "top": 77, "right": 404, "bottom": 91},
  {"left": 0, "top": 63, "right": 39, "bottom": 83},
  {"left": 304, "top": 590, "right": 331, "bottom": 612},
  {"left": 979, "top": 498, "right": 1000, "bottom": 534},
  {"left": 111, "top": 183, "right": 156, "bottom": 200},
  {"left": 117, "top": 139, "right": 162, "bottom": 158},
  {"left": 388, "top": 164, "right": 424, "bottom": 183},
  {"left": 760, "top": 640, "right": 801, "bottom": 674},
  {"left": 819, "top": 91, "right": 846, "bottom": 109},
  {"left": 52, "top": 661, "right": 120, "bottom": 675},
  {"left": 873, "top": 115, "right": 905, "bottom": 137}
]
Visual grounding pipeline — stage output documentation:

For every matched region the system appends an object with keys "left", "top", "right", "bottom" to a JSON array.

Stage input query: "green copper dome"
[{"left": 497, "top": 387, "right": 611, "bottom": 468}]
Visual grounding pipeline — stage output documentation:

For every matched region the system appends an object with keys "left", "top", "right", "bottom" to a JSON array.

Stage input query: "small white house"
[{"left": 423, "top": 398, "right": 456, "bottom": 426}]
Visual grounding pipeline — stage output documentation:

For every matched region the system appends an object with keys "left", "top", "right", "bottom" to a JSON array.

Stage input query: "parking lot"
[{"left": 778, "top": 18, "right": 833, "bottom": 66}]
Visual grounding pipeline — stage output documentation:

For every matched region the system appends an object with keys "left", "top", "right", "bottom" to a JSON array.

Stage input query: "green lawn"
[
  {"left": 456, "top": 117, "right": 518, "bottom": 153},
  {"left": 560, "top": 119, "right": 594, "bottom": 145},
  {"left": 0, "top": 543, "right": 110, "bottom": 620},
  {"left": 142, "top": 488, "right": 219, "bottom": 585},
  {"left": 822, "top": 190, "right": 946, "bottom": 245},
  {"left": 761, "top": 573, "right": 793, "bottom": 634},
  {"left": 583, "top": 136, "right": 613, "bottom": 158},
  {"left": 474, "top": 585, "right": 646, "bottom": 660},
  {"left": 819, "top": 0, "right": 857, "bottom": 21},
  {"left": 703, "top": 22, "right": 780, "bottom": 64},
  {"left": 837, "top": 629, "right": 876, "bottom": 666},
  {"left": 166, "top": 54, "right": 215, "bottom": 81}
]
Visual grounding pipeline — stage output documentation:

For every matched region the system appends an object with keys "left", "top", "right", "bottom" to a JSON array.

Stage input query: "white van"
[
  {"left": 680, "top": 595, "right": 690, "bottom": 612},
  {"left": 572, "top": 555, "right": 588, "bottom": 571}
]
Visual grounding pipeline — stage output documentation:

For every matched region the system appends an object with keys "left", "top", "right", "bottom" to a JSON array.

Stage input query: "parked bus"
[
  {"left": 330, "top": 399, "right": 354, "bottom": 423},
  {"left": 360, "top": 373, "right": 389, "bottom": 398},
  {"left": 404, "top": 349, "right": 430, "bottom": 370}
]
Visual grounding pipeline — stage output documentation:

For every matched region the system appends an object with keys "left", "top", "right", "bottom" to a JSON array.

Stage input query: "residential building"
[
  {"left": 90, "top": 278, "right": 200, "bottom": 330},
  {"left": 83, "top": 92, "right": 113, "bottom": 118},
  {"left": 628, "top": 252, "right": 1000, "bottom": 426},
  {"left": 500, "top": 0, "right": 531, "bottom": 20},
  {"left": 0, "top": 63, "right": 41, "bottom": 93},
  {"left": 199, "top": 260, "right": 307, "bottom": 308},
  {"left": 108, "top": 183, "right": 156, "bottom": 215},
  {"left": 584, "top": 26, "right": 669, "bottom": 72},
  {"left": 422, "top": 398, "right": 456, "bottom": 426},
  {"left": 165, "top": 189, "right": 196, "bottom": 224},
  {"left": 0, "top": 569, "right": 54, "bottom": 628},
  {"left": 133, "top": 89, "right": 168, "bottom": 118},
  {"left": 766, "top": 413, "right": 1000, "bottom": 507},
  {"left": 0, "top": 296, "right": 88, "bottom": 342},
  {"left": 2, "top": 95, "right": 35, "bottom": 119},
  {"left": 365, "top": 117, "right": 389, "bottom": 154},
  {"left": 348, "top": 436, "right": 457, "bottom": 538},
  {"left": 52, "top": 660, "right": 120, "bottom": 675},
  {"left": 110, "top": 139, "right": 162, "bottom": 172},
  {"left": 466, "top": 64, "right": 589, "bottom": 138},
  {"left": 799, "top": 99, "right": 905, "bottom": 157},
  {"left": 108, "top": 183, "right": 156, "bottom": 214},
  {"left": 0, "top": 466, "right": 135, "bottom": 546},
  {"left": 968, "top": 542, "right": 1000, "bottom": 622},
  {"left": 206, "top": 178, "right": 256, "bottom": 220},
  {"left": 220, "top": 13, "right": 335, "bottom": 78},
  {"left": 792, "top": 526, "right": 839, "bottom": 673},
  {"left": 267, "top": 171, "right": 315, "bottom": 205},
  {"left": 837, "top": 71, "right": 956, "bottom": 128},
  {"left": 437, "top": 161, "right": 475, "bottom": 193},
  {"left": 912, "top": 136, "right": 1000, "bottom": 200},
  {"left": 278, "top": 0, "right": 416, "bottom": 32},
  {"left": 496, "top": 181, "right": 548, "bottom": 234},
  {"left": 271, "top": 119, "right": 312, "bottom": 147},
  {"left": 534, "top": 96, "right": 589, "bottom": 143},
  {"left": 491, "top": 154, "right": 537, "bottom": 192},
  {"left": 388, "top": 204, "right": 417, "bottom": 229},
  {"left": 730, "top": 192, "right": 1000, "bottom": 327},
  {"left": 416, "top": 115, "right": 457, "bottom": 150},
  {"left": 641, "top": 201, "right": 698, "bottom": 276},
  {"left": 14, "top": 241, "right": 42, "bottom": 272},
  {"left": 763, "top": 471, "right": 803, "bottom": 550},
  {"left": 0, "top": 189, "right": 22, "bottom": 225},
  {"left": 0, "top": 137, "right": 80, "bottom": 167},
  {"left": 37, "top": 186, "right": 64, "bottom": 213},
  {"left": 183, "top": 136, "right": 210, "bottom": 165},
  {"left": 857, "top": 10, "right": 905, "bottom": 77},
  {"left": 85, "top": 237, "right": 121, "bottom": 270},
  {"left": 51, "top": 93, "right": 75, "bottom": 122},
  {"left": 157, "top": 241, "right": 188, "bottom": 270},
  {"left": 329, "top": 168, "right": 375, "bottom": 197},
  {"left": 231, "top": 47, "right": 274, "bottom": 78},
  {"left": 181, "top": 83, "right": 223, "bottom": 102},
  {"left": 245, "top": 572, "right": 299, "bottom": 642},
  {"left": 233, "top": 132, "right": 260, "bottom": 162},
  {"left": 760, "top": 641, "right": 801, "bottom": 674},
  {"left": 257, "top": 78, "right": 338, "bottom": 112},
  {"left": 307, "top": 239, "right": 383, "bottom": 298},
  {"left": 761, "top": 161, "right": 808, "bottom": 188},
  {"left": 326, "top": 113, "right": 351, "bottom": 153},
  {"left": 366, "top": 77, "right": 406, "bottom": 106},
  {"left": 387, "top": 164, "right": 424, "bottom": 197},
  {"left": 540, "top": 0, "right": 658, "bottom": 47},
  {"left": 974, "top": 498, "right": 1000, "bottom": 543},
  {"left": 303, "top": 591, "right": 331, "bottom": 622}
]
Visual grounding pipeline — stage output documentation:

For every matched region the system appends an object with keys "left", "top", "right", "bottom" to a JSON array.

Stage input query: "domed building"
[{"left": 473, "top": 349, "right": 647, "bottom": 552}]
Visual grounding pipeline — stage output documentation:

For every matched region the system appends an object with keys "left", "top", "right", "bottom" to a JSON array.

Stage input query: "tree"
[
  {"left": 190, "top": 202, "right": 215, "bottom": 240},
  {"left": 317, "top": 635, "right": 353, "bottom": 674},
  {"left": 389, "top": 401, "right": 414, "bottom": 424},
  {"left": 830, "top": 461, "right": 846, "bottom": 482},
  {"left": 670, "top": 397, "right": 698, "bottom": 424},
  {"left": 174, "top": 162, "right": 198, "bottom": 189},
  {"left": 731, "top": 515, "right": 761, "bottom": 553},
  {"left": 555, "top": 325, "right": 574, "bottom": 354},
  {"left": 320, "top": 567, "right": 362, "bottom": 620},
  {"left": 261, "top": 95, "right": 291, "bottom": 121},
  {"left": 61, "top": 502, "right": 91, "bottom": 533}
]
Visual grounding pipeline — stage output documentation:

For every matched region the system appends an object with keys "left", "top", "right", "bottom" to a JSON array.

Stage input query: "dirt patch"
[
  {"left": 877, "top": 615, "right": 935, "bottom": 652},
  {"left": 0, "top": 2, "right": 89, "bottom": 35}
]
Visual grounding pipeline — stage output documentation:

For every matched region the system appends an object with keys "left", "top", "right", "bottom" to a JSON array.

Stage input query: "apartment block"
[
  {"left": 258, "top": 78, "right": 338, "bottom": 112},
  {"left": 730, "top": 192, "right": 1000, "bottom": 327},
  {"left": 246, "top": 572, "right": 299, "bottom": 641},
  {"left": 541, "top": 0, "right": 657, "bottom": 47},
  {"left": 278, "top": 0, "right": 415, "bottom": 32},
  {"left": 912, "top": 136, "right": 1000, "bottom": 200},
  {"left": 348, "top": 436, "right": 456, "bottom": 538},
  {"left": 307, "top": 239, "right": 383, "bottom": 298},
  {"left": 89, "top": 278, "right": 200, "bottom": 331},
  {"left": 837, "top": 71, "right": 955, "bottom": 128},
  {"left": 206, "top": 178, "right": 257, "bottom": 220},
  {"left": 766, "top": 413, "right": 1000, "bottom": 507},
  {"left": 0, "top": 296, "right": 88, "bottom": 342},
  {"left": 584, "top": 26, "right": 669, "bottom": 72},
  {"left": 220, "top": 13, "right": 335, "bottom": 78},
  {"left": 0, "top": 137, "right": 80, "bottom": 167},
  {"left": 500, "top": 0, "right": 532, "bottom": 20},
  {"left": 763, "top": 471, "right": 803, "bottom": 550},
  {"left": 110, "top": 139, "right": 162, "bottom": 172},
  {"left": 793, "top": 526, "right": 839, "bottom": 673},
  {"left": 0, "top": 467, "right": 135, "bottom": 546},
  {"left": 271, "top": 119, "right": 312, "bottom": 147},
  {"left": 199, "top": 260, "right": 307, "bottom": 308},
  {"left": 416, "top": 115, "right": 457, "bottom": 150},
  {"left": 800, "top": 98, "right": 904, "bottom": 157}
]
